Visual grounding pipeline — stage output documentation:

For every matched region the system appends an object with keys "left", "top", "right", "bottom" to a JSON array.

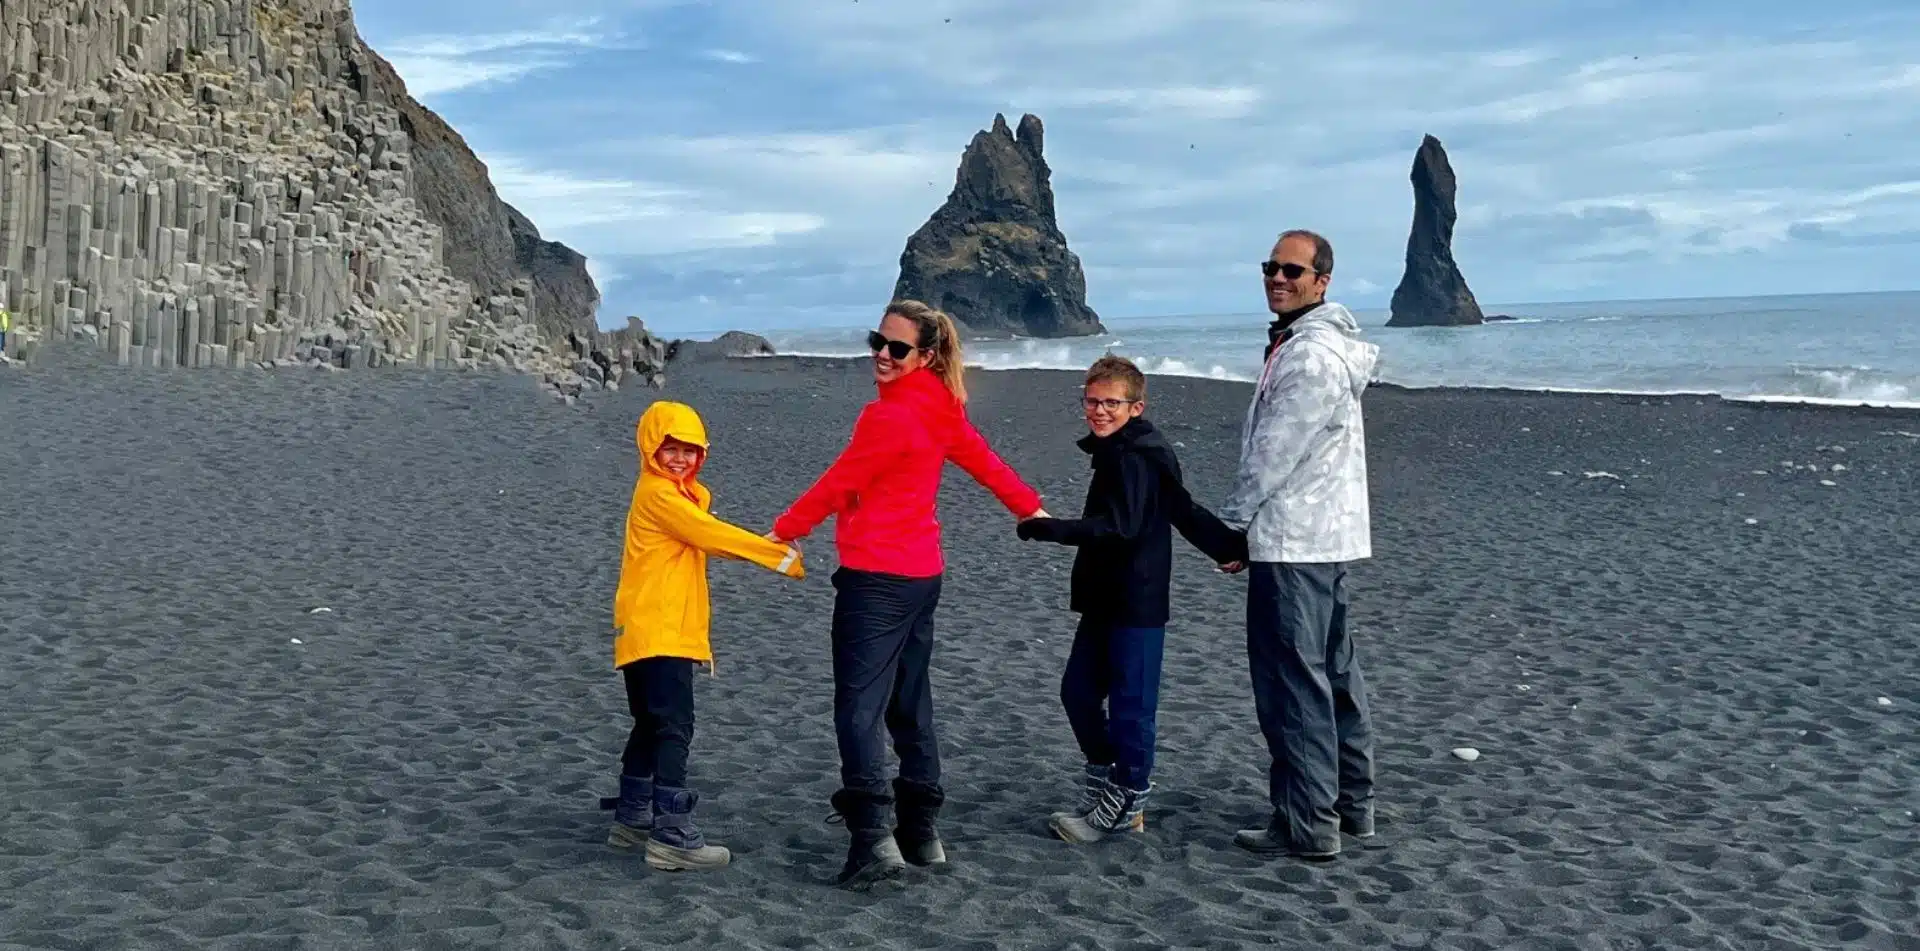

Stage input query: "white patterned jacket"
[{"left": 1217, "top": 302, "right": 1380, "bottom": 564}]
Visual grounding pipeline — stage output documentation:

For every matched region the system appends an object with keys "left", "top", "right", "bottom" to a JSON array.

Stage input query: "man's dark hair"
[{"left": 1278, "top": 229, "right": 1334, "bottom": 275}]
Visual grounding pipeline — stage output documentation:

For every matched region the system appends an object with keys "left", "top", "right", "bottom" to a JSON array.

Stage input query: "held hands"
[
  {"left": 1217, "top": 561, "right": 1246, "bottom": 574},
  {"left": 764, "top": 530, "right": 805, "bottom": 579},
  {"left": 1014, "top": 508, "right": 1059, "bottom": 542}
]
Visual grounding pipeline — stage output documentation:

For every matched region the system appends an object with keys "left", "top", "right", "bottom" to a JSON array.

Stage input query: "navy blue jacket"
[{"left": 1017, "top": 418, "right": 1247, "bottom": 627}]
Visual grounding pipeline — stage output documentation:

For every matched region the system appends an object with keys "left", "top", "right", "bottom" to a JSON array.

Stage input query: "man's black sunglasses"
[
  {"left": 867, "top": 331, "right": 918, "bottom": 360},
  {"left": 1262, "top": 261, "right": 1316, "bottom": 280}
]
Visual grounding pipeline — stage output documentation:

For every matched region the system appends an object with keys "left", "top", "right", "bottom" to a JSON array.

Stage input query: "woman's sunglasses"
[
  {"left": 1261, "top": 261, "right": 1315, "bottom": 280},
  {"left": 867, "top": 331, "right": 919, "bottom": 361}
]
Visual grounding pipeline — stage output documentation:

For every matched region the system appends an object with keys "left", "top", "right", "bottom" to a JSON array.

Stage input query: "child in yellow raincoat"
[{"left": 604, "top": 400, "right": 805, "bottom": 872}]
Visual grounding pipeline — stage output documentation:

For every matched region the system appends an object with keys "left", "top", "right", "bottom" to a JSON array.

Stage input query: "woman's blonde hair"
[{"left": 884, "top": 299, "right": 967, "bottom": 403}]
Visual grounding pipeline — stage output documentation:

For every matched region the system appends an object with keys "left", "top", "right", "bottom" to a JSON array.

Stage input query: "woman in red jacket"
[{"left": 770, "top": 299, "right": 1048, "bottom": 888}]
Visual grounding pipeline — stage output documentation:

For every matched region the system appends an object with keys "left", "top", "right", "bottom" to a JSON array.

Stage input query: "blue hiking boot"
[{"left": 646, "top": 785, "right": 730, "bottom": 872}]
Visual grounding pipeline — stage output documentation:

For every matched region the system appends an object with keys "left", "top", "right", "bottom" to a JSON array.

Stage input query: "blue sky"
[{"left": 351, "top": 0, "right": 1920, "bottom": 336}]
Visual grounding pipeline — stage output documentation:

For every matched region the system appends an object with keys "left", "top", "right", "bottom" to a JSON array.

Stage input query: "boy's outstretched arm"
[
  {"left": 643, "top": 492, "right": 805, "bottom": 578},
  {"left": 1166, "top": 477, "right": 1250, "bottom": 565},
  {"left": 1016, "top": 454, "right": 1152, "bottom": 546}
]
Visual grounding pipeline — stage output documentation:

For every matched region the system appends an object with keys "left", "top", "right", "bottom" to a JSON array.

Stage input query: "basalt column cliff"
[{"left": 0, "top": 0, "right": 617, "bottom": 375}]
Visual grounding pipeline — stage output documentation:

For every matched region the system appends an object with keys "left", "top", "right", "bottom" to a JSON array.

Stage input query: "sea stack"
[
  {"left": 1388, "top": 135, "right": 1485, "bottom": 328},
  {"left": 892, "top": 114, "right": 1104, "bottom": 339}
]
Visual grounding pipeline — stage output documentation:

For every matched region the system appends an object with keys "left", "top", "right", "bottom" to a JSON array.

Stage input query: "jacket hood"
[
  {"left": 1286, "top": 302, "right": 1380, "bottom": 397},
  {"left": 637, "top": 401, "right": 709, "bottom": 484},
  {"left": 1079, "top": 417, "right": 1183, "bottom": 482}
]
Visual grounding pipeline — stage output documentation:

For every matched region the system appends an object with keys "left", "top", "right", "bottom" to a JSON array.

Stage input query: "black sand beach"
[{"left": 2, "top": 353, "right": 1917, "bottom": 950}]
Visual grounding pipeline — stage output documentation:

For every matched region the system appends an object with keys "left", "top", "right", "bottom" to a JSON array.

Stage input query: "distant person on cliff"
[
  {"left": 603, "top": 400, "right": 806, "bottom": 873},
  {"left": 1216, "top": 229, "right": 1381, "bottom": 860},
  {"left": 0, "top": 305, "right": 11, "bottom": 356},
  {"left": 1014, "top": 355, "right": 1246, "bottom": 844},
  {"left": 767, "top": 299, "right": 1050, "bottom": 889}
]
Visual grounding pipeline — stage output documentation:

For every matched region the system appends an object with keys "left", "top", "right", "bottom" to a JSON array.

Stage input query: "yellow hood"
[
  {"left": 612, "top": 400, "right": 805, "bottom": 670},
  {"left": 637, "top": 401, "right": 709, "bottom": 487}
]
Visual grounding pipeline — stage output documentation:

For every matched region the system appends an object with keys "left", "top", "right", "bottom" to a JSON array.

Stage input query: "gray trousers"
[{"left": 1246, "top": 562, "right": 1375, "bottom": 849}]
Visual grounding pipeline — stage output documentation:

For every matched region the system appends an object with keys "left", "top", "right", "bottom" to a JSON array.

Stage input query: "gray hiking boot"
[
  {"left": 831, "top": 789, "right": 908, "bottom": 889},
  {"left": 892, "top": 778, "right": 948, "bottom": 869},
  {"left": 1233, "top": 817, "right": 1340, "bottom": 860},
  {"left": 645, "top": 785, "right": 731, "bottom": 872},
  {"left": 1048, "top": 762, "right": 1117, "bottom": 826},
  {"left": 604, "top": 774, "right": 653, "bottom": 848},
  {"left": 1051, "top": 780, "right": 1151, "bottom": 844}
]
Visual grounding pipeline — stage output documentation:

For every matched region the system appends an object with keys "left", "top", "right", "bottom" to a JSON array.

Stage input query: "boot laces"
[{"left": 1089, "top": 784, "right": 1132, "bottom": 830}]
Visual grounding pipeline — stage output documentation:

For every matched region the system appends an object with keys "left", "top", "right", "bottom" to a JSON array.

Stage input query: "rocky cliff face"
[
  {"left": 1388, "top": 134, "right": 1484, "bottom": 328},
  {"left": 359, "top": 46, "right": 598, "bottom": 346},
  {"left": 892, "top": 113, "right": 1103, "bottom": 339},
  {"left": 0, "top": 0, "right": 609, "bottom": 382}
]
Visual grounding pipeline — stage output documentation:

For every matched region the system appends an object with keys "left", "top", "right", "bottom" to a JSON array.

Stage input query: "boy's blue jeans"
[{"left": 1060, "top": 617, "right": 1165, "bottom": 791}]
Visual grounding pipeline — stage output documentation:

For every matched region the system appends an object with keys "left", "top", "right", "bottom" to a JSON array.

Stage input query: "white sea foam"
[{"left": 761, "top": 293, "right": 1920, "bottom": 410}]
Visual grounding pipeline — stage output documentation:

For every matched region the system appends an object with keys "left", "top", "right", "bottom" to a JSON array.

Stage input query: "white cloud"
[
  {"left": 584, "top": 257, "right": 622, "bottom": 296},
  {"left": 381, "top": 0, "right": 1920, "bottom": 328},
  {"left": 485, "top": 158, "right": 825, "bottom": 256},
  {"left": 382, "top": 20, "right": 622, "bottom": 99},
  {"left": 386, "top": 59, "right": 543, "bottom": 99},
  {"left": 1033, "top": 86, "right": 1261, "bottom": 120},
  {"left": 634, "top": 131, "right": 953, "bottom": 196}
]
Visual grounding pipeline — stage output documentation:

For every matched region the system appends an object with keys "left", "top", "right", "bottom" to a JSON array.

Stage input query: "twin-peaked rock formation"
[{"left": 894, "top": 113, "right": 1104, "bottom": 339}]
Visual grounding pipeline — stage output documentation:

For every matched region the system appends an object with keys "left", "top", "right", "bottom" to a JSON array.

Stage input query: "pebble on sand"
[{"left": 1451, "top": 747, "right": 1481, "bottom": 762}]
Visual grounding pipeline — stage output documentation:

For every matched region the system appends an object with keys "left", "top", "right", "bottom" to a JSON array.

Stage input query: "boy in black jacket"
[{"left": 1016, "top": 356, "right": 1247, "bottom": 843}]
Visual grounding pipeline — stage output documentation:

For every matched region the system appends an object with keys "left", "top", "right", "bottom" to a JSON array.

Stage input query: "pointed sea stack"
[
  {"left": 892, "top": 114, "right": 1104, "bottom": 338},
  {"left": 1388, "top": 135, "right": 1485, "bottom": 328}
]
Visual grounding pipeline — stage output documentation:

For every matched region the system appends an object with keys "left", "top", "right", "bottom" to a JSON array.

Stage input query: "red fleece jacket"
[{"left": 774, "top": 368, "right": 1043, "bottom": 577}]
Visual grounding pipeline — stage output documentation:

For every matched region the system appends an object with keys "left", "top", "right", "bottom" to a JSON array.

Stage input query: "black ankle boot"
[
  {"left": 830, "top": 788, "right": 906, "bottom": 889},
  {"left": 892, "top": 778, "right": 948, "bottom": 868}
]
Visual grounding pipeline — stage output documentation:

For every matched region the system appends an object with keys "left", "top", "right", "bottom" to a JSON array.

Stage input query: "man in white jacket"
[{"left": 1217, "top": 229, "right": 1380, "bottom": 859}]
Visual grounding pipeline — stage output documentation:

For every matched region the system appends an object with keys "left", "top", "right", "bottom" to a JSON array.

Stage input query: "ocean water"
[{"left": 764, "top": 291, "right": 1920, "bottom": 408}]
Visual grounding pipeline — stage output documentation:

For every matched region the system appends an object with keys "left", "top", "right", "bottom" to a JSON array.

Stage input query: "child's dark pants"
[
  {"left": 1060, "top": 616, "right": 1166, "bottom": 791},
  {"left": 621, "top": 656, "right": 696, "bottom": 786}
]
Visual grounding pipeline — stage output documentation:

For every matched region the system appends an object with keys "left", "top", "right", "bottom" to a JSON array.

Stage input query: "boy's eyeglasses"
[
  {"left": 867, "top": 331, "right": 918, "bottom": 360},
  {"left": 1082, "top": 397, "right": 1138, "bottom": 413}
]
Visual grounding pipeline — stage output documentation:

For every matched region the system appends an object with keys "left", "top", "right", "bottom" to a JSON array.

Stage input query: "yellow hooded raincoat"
[{"left": 613, "top": 401, "right": 804, "bottom": 669}]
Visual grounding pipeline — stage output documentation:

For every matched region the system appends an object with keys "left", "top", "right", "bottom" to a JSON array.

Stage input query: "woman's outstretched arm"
[
  {"left": 771, "top": 403, "right": 901, "bottom": 541},
  {"left": 946, "top": 414, "right": 1044, "bottom": 518}
]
